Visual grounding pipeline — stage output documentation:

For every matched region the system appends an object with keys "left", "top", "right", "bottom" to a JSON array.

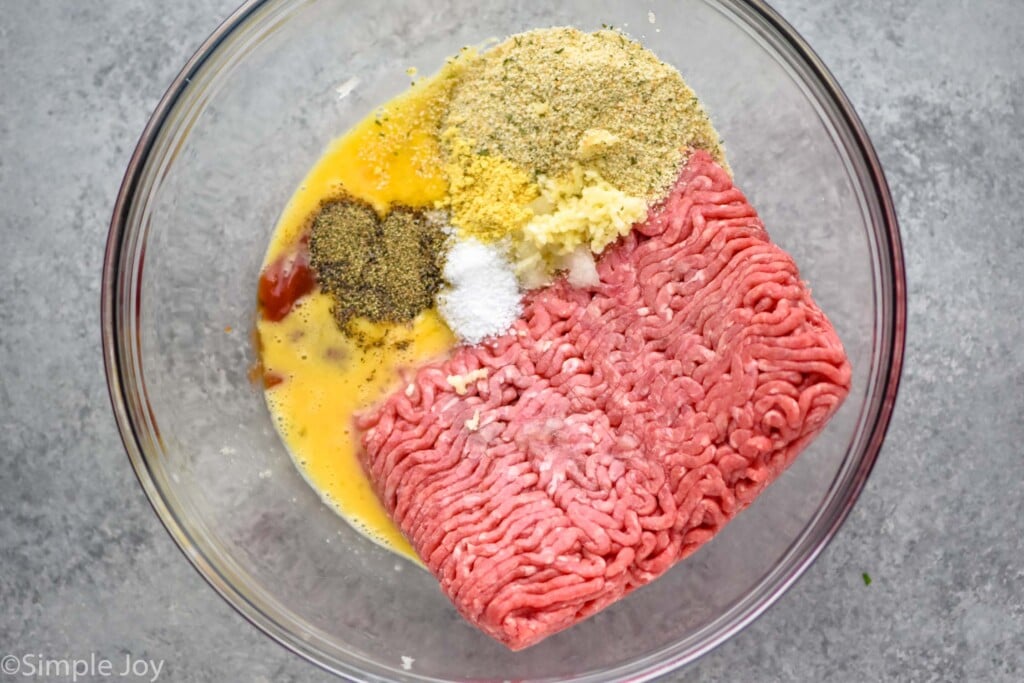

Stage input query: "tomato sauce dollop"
[{"left": 258, "top": 247, "right": 315, "bottom": 322}]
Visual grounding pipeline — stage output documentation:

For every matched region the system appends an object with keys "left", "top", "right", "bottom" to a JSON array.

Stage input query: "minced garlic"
[
  {"left": 528, "top": 166, "right": 648, "bottom": 254},
  {"left": 446, "top": 368, "right": 489, "bottom": 395},
  {"left": 510, "top": 166, "right": 647, "bottom": 286}
]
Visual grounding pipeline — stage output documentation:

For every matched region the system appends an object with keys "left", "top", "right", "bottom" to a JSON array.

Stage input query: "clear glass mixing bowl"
[{"left": 102, "top": 1, "right": 905, "bottom": 680}]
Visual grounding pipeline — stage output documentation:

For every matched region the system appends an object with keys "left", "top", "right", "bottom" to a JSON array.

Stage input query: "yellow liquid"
[{"left": 258, "top": 62, "right": 466, "bottom": 563}]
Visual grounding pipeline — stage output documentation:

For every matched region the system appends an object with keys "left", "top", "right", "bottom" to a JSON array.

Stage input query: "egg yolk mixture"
[{"left": 256, "top": 63, "right": 466, "bottom": 563}]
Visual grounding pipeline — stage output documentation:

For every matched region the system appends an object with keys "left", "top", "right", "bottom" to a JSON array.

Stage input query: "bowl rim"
[{"left": 102, "top": 1, "right": 906, "bottom": 680}]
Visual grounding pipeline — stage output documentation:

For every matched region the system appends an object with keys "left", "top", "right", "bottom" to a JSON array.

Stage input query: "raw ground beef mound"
[{"left": 356, "top": 151, "right": 852, "bottom": 650}]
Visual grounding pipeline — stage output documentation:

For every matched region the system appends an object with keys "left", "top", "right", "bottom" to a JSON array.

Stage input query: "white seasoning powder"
[{"left": 438, "top": 238, "right": 522, "bottom": 344}]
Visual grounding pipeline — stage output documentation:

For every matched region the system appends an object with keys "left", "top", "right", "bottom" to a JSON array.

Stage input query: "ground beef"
[{"left": 356, "top": 151, "right": 852, "bottom": 650}]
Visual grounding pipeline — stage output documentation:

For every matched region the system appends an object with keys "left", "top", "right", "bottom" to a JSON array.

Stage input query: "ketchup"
[
  {"left": 258, "top": 246, "right": 315, "bottom": 322},
  {"left": 262, "top": 371, "right": 285, "bottom": 389}
]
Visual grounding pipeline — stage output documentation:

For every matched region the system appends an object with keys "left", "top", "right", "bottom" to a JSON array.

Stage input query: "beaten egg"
[{"left": 256, "top": 61, "right": 467, "bottom": 563}]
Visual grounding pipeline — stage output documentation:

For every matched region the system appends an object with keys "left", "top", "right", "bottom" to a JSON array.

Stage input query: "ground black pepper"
[{"left": 309, "top": 197, "right": 447, "bottom": 334}]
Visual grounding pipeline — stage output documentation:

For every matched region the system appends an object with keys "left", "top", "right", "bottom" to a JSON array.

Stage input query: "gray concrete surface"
[{"left": 1, "top": 0, "right": 1022, "bottom": 681}]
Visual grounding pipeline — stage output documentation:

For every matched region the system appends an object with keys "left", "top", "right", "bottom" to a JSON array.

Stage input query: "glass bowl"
[{"left": 102, "top": 0, "right": 905, "bottom": 680}]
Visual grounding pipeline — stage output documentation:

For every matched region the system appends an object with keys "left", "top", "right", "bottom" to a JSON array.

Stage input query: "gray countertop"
[{"left": 2, "top": 1, "right": 1022, "bottom": 681}]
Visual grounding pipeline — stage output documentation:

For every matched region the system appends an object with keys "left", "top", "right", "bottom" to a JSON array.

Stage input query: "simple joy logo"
[{"left": 2, "top": 653, "right": 164, "bottom": 681}]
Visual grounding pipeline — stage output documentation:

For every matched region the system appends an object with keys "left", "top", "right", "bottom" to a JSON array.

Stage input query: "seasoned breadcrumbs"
[{"left": 443, "top": 27, "right": 726, "bottom": 201}]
